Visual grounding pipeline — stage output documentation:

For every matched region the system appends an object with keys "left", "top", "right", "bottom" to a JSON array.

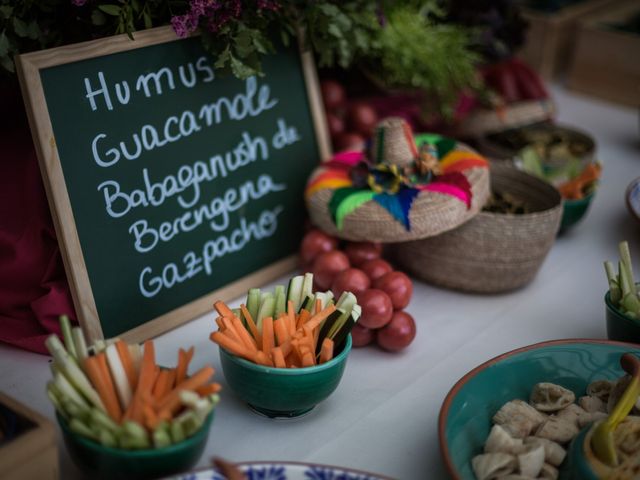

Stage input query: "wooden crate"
[
  {"left": 520, "top": 0, "right": 621, "bottom": 78},
  {"left": 567, "top": 1, "right": 640, "bottom": 107},
  {"left": 0, "top": 392, "right": 58, "bottom": 480}
]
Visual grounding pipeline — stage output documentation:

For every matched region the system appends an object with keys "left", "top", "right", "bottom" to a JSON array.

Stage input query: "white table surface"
[{"left": 1, "top": 86, "right": 638, "bottom": 480}]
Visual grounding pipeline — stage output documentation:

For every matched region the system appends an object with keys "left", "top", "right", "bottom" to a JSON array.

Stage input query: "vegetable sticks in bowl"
[
  {"left": 210, "top": 273, "right": 362, "bottom": 369},
  {"left": 45, "top": 316, "right": 221, "bottom": 449}
]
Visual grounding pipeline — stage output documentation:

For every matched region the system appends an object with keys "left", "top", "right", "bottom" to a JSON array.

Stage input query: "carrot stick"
[
  {"left": 210, "top": 332, "right": 256, "bottom": 362},
  {"left": 274, "top": 316, "right": 290, "bottom": 346},
  {"left": 152, "top": 369, "right": 170, "bottom": 401},
  {"left": 300, "top": 345, "right": 315, "bottom": 367},
  {"left": 261, "top": 317, "right": 275, "bottom": 358},
  {"left": 296, "top": 309, "right": 310, "bottom": 330},
  {"left": 214, "top": 301, "right": 235, "bottom": 319},
  {"left": 303, "top": 305, "right": 336, "bottom": 334},
  {"left": 143, "top": 404, "right": 159, "bottom": 431},
  {"left": 215, "top": 316, "right": 224, "bottom": 330},
  {"left": 220, "top": 317, "right": 243, "bottom": 345},
  {"left": 272, "top": 347, "right": 286, "bottom": 368},
  {"left": 315, "top": 298, "right": 322, "bottom": 315},
  {"left": 240, "top": 304, "right": 261, "bottom": 344},
  {"left": 255, "top": 351, "right": 273, "bottom": 367},
  {"left": 175, "top": 347, "right": 194, "bottom": 385},
  {"left": 286, "top": 300, "right": 296, "bottom": 336},
  {"left": 157, "top": 365, "right": 215, "bottom": 415},
  {"left": 231, "top": 316, "right": 258, "bottom": 352},
  {"left": 195, "top": 383, "right": 222, "bottom": 396},
  {"left": 128, "top": 340, "right": 156, "bottom": 423},
  {"left": 319, "top": 338, "right": 334, "bottom": 364},
  {"left": 115, "top": 340, "right": 138, "bottom": 390},
  {"left": 166, "top": 368, "right": 176, "bottom": 392},
  {"left": 85, "top": 355, "right": 122, "bottom": 422}
]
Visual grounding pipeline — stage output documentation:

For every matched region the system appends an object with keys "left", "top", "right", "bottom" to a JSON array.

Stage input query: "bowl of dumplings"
[{"left": 438, "top": 339, "right": 640, "bottom": 480}]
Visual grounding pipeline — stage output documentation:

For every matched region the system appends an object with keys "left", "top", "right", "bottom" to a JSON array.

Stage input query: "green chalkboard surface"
[{"left": 17, "top": 27, "right": 329, "bottom": 342}]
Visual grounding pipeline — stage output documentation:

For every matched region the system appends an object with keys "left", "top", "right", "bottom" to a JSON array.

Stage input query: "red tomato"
[
  {"left": 358, "top": 289, "right": 393, "bottom": 330},
  {"left": 312, "top": 250, "right": 350, "bottom": 291},
  {"left": 300, "top": 229, "right": 338, "bottom": 266},
  {"left": 360, "top": 258, "right": 393, "bottom": 282},
  {"left": 326, "top": 112, "right": 345, "bottom": 138},
  {"left": 321, "top": 80, "right": 347, "bottom": 111},
  {"left": 333, "top": 132, "right": 366, "bottom": 152},
  {"left": 351, "top": 323, "right": 374, "bottom": 348},
  {"left": 344, "top": 242, "right": 382, "bottom": 266},
  {"left": 376, "top": 311, "right": 416, "bottom": 352},
  {"left": 331, "top": 268, "right": 371, "bottom": 298},
  {"left": 348, "top": 102, "right": 378, "bottom": 136},
  {"left": 373, "top": 271, "right": 413, "bottom": 310}
]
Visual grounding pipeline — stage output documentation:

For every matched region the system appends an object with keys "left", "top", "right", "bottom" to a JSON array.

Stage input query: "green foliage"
[{"left": 369, "top": 3, "right": 480, "bottom": 117}]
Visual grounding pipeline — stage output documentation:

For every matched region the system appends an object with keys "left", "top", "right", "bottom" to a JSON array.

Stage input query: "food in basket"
[
  {"left": 46, "top": 316, "right": 220, "bottom": 449},
  {"left": 209, "top": 273, "right": 361, "bottom": 368},
  {"left": 604, "top": 241, "right": 640, "bottom": 320},
  {"left": 471, "top": 375, "right": 640, "bottom": 480}
]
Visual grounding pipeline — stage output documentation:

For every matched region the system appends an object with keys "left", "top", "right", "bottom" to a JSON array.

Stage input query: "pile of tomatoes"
[
  {"left": 300, "top": 229, "right": 416, "bottom": 352},
  {"left": 321, "top": 79, "right": 379, "bottom": 153}
]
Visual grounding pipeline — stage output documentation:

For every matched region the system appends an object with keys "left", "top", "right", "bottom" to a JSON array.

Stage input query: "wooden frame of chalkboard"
[{"left": 16, "top": 26, "right": 330, "bottom": 344}]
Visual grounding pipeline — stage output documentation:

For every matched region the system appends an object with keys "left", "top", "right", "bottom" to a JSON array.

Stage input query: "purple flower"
[
  {"left": 171, "top": 15, "right": 190, "bottom": 38},
  {"left": 71, "top": 0, "right": 88, "bottom": 6}
]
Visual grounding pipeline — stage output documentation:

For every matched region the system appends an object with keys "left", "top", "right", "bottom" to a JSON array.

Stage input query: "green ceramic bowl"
[
  {"left": 560, "top": 192, "right": 595, "bottom": 231},
  {"left": 438, "top": 339, "right": 640, "bottom": 480},
  {"left": 219, "top": 335, "right": 352, "bottom": 418},
  {"left": 57, "top": 410, "right": 214, "bottom": 480},
  {"left": 605, "top": 291, "right": 640, "bottom": 343}
]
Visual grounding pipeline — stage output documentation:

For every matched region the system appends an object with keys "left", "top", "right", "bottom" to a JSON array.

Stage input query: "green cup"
[
  {"left": 605, "top": 291, "right": 640, "bottom": 344},
  {"left": 57, "top": 410, "right": 214, "bottom": 480},
  {"left": 219, "top": 335, "right": 352, "bottom": 418},
  {"left": 560, "top": 192, "right": 595, "bottom": 231}
]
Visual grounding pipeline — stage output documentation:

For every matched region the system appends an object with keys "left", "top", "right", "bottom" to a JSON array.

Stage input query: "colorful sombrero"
[{"left": 305, "top": 118, "right": 491, "bottom": 242}]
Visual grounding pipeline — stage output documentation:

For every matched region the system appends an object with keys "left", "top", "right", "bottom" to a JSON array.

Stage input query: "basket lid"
[{"left": 305, "top": 118, "right": 491, "bottom": 243}]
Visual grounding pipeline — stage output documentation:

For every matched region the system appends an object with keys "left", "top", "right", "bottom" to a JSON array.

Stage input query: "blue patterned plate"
[{"left": 166, "top": 461, "right": 394, "bottom": 480}]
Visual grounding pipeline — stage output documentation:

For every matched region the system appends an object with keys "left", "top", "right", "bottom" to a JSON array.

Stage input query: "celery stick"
[
  {"left": 622, "top": 293, "right": 640, "bottom": 315},
  {"left": 53, "top": 371, "right": 90, "bottom": 408},
  {"left": 122, "top": 420, "right": 147, "bottom": 439},
  {"left": 46, "top": 383, "right": 68, "bottom": 420},
  {"left": 619, "top": 241, "right": 636, "bottom": 287},
  {"left": 46, "top": 335, "right": 105, "bottom": 411},
  {"left": 176, "top": 410, "right": 202, "bottom": 437},
  {"left": 70, "top": 418, "right": 98, "bottom": 440},
  {"left": 170, "top": 421, "right": 185, "bottom": 443},
  {"left": 71, "top": 327, "right": 88, "bottom": 363},
  {"left": 59, "top": 315, "right": 78, "bottom": 361},
  {"left": 179, "top": 390, "right": 200, "bottom": 409},
  {"left": 605, "top": 261, "right": 622, "bottom": 304},
  {"left": 94, "top": 340, "right": 106, "bottom": 353},
  {"left": 153, "top": 427, "right": 172, "bottom": 448},
  {"left": 98, "top": 429, "right": 117, "bottom": 448},
  {"left": 247, "top": 288, "right": 261, "bottom": 323},
  {"left": 90, "top": 408, "right": 119, "bottom": 433},
  {"left": 274, "top": 285, "right": 286, "bottom": 316},
  {"left": 619, "top": 261, "right": 632, "bottom": 297}
]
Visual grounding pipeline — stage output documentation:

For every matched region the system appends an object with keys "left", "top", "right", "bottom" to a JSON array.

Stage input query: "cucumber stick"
[
  {"left": 286, "top": 275, "right": 304, "bottom": 311},
  {"left": 256, "top": 293, "right": 275, "bottom": 332},
  {"left": 246, "top": 288, "right": 261, "bottom": 322},
  {"left": 274, "top": 285, "right": 286, "bottom": 316}
]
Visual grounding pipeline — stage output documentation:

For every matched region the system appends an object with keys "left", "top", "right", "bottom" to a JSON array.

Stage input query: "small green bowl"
[
  {"left": 57, "top": 410, "right": 214, "bottom": 480},
  {"left": 605, "top": 291, "right": 640, "bottom": 343},
  {"left": 219, "top": 335, "right": 352, "bottom": 418},
  {"left": 560, "top": 192, "right": 595, "bottom": 231}
]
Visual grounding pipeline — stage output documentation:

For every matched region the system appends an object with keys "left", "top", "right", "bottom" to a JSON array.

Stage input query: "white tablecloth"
[{"left": 0, "top": 86, "right": 638, "bottom": 479}]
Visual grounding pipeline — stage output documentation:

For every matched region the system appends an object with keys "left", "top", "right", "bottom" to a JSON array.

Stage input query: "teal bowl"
[
  {"left": 57, "top": 410, "right": 214, "bottom": 480},
  {"left": 438, "top": 339, "right": 640, "bottom": 479},
  {"left": 560, "top": 192, "right": 595, "bottom": 231},
  {"left": 219, "top": 335, "right": 352, "bottom": 418},
  {"left": 605, "top": 291, "right": 640, "bottom": 343}
]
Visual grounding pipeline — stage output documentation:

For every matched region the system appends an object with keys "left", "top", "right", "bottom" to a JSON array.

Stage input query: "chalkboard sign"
[{"left": 16, "top": 27, "right": 330, "bottom": 343}]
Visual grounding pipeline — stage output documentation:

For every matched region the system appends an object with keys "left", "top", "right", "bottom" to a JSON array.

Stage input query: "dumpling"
[
  {"left": 523, "top": 437, "right": 566, "bottom": 466},
  {"left": 493, "top": 400, "right": 546, "bottom": 438},
  {"left": 608, "top": 376, "right": 631, "bottom": 413},
  {"left": 586, "top": 379, "right": 613, "bottom": 403},
  {"left": 579, "top": 395, "right": 606, "bottom": 413},
  {"left": 578, "top": 411, "right": 607, "bottom": 429},
  {"left": 471, "top": 452, "right": 517, "bottom": 480},
  {"left": 535, "top": 416, "right": 579, "bottom": 444},
  {"left": 484, "top": 425, "right": 524, "bottom": 454},
  {"left": 517, "top": 443, "right": 545, "bottom": 478},
  {"left": 530, "top": 383, "right": 575, "bottom": 412},
  {"left": 556, "top": 403, "right": 589, "bottom": 427},
  {"left": 538, "top": 463, "right": 559, "bottom": 480}
]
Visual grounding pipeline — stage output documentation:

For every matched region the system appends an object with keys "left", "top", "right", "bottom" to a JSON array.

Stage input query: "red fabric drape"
[{"left": 0, "top": 80, "right": 76, "bottom": 354}]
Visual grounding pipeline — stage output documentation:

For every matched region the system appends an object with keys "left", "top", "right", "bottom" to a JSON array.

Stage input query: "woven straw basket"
[{"left": 390, "top": 163, "right": 562, "bottom": 293}]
